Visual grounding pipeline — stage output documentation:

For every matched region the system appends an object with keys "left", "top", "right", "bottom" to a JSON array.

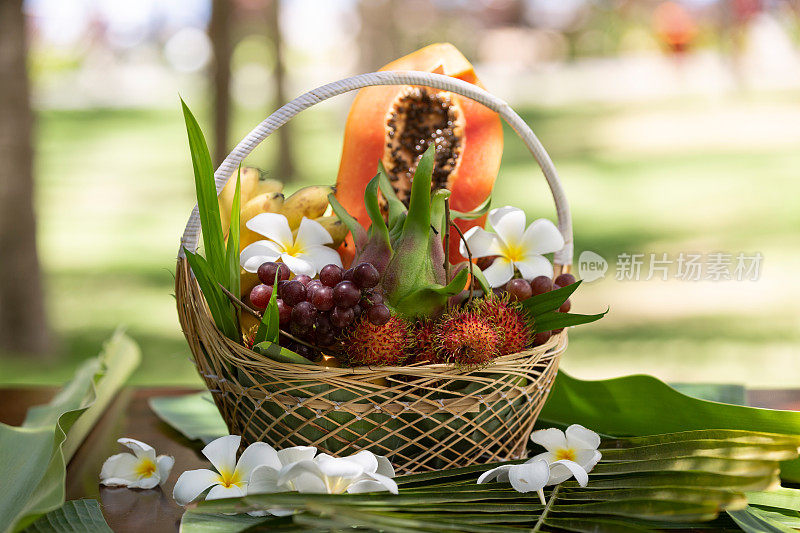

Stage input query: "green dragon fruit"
[{"left": 329, "top": 145, "right": 469, "bottom": 319}]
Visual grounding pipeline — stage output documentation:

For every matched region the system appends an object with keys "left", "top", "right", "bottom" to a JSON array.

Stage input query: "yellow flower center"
[
  {"left": 282, "top": 239, "right": 303, "bottom": 257},
  {"left": 135, "top": 458, "right": 157, "bottom": 478},
  {"left": 502, "top": 242, "right": 525, "bottom": 263},
  {"left": 555, "top": 448, "right": 577, "bottom": 462},
  {"left": 217, "top": 469, "right": 242, "bottom": 489}
]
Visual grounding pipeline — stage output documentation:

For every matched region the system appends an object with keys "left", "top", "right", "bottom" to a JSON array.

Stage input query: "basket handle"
[{"left": 179, "top": 71, "right": 573, "bottom": 268}]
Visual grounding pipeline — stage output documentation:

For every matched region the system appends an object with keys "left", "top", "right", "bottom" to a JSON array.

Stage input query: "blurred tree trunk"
[
  {"left": 0, "top": 0, "right": 50, "bottom": 355},
  {"left": 358, "top": 0, "right": 400, "bottom": 71},
  {"left": 210, "top": 0, "right": 232, "bottom": 167},
  {"left": 267, "top": 0, "right": 294, "bottom": 180}
]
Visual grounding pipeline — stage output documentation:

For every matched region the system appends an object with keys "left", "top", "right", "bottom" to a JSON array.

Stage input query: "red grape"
[
  {"left": 281, "top": 280, "right": 307, "bottom": 307},
  {"left": 257, "top": 262, "right": 289, "bottom": 284},
  {"left": 294, "top": 274, "right": 312, "bottom": 286},
  {"left": 353, "top": 262, "right": 380, "bottom": 288},
  {"left": 249, "top": 284, "right": 273, "bottom": 310},
  {"left": 351, "top": 303, "right": 362, "bottom": 318},
  {"left": 257, "top": 262, "right": 279, "bottom": 285},
  {"left": 367, "top": 304, "right": 391, "bottom": 326},
  {"left": 360, "top": 290, "right": 383, "bottom": 308},
  {"left": 315, "top": 331, "right": 335, "bottom": 346},
  {"left": 330, "top": 306, "right": 355, "bottom": 328},
  {"left": 530, "top": 275, "right": 553, "bottom": 295},
  {"left": 342, "top": 267, "right": 355, "bottom": 281},
  {"left": 319, "top": 264, "right": 343, "bottom": 287},
  {"left": 333, "top": 281, "right": 360, "bottom": 308},
  {"left": 559, "top": 299, "right": 571, "bottom": 313},
  {"left": 533, "top": 331, "right": 552, "bottom": 345},
  {"left": 506, "top": 279, "right": 532, "bottom": 302},
  {"left": 310, "top": 285, "right": 334, "bottom": 311},
  {"left": 554, "top": 273, "right": 576, "bottom": 287},
  {"left": 276, "top": 299, "right": 292, "bottom": 325},
  {"left": 291, "top": 301, "right": 316, "bottom": 327},
  {"left": 314, "top": 314, "right": 332, "bottom": 335},
  {"left": 306, "top": 280, "right": 323, "bottom": 300}
]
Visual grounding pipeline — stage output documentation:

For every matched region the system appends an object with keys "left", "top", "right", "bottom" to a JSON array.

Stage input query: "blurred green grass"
[{"left": 2, "top": 94, "right": 798, "bottom": 386}]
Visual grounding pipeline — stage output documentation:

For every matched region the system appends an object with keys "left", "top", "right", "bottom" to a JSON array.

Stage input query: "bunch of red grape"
[{"left": 248, "top": 261, "right": 390, "bottom": 354}]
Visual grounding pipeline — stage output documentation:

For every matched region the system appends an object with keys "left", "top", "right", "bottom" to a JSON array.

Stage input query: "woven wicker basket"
[{"left": 176, "top": 71, "right": 574, "bottom": 474}]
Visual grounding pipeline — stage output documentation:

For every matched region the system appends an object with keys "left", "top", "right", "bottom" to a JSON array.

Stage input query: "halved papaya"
[{"left": 334, "top": 43, "right": 503, "bottom": 263}]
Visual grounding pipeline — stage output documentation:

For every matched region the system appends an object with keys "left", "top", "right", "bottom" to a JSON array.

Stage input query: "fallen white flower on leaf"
[
  {"left": 100, "top": 438, "right": 174, "bottom": 489},
  {"left": 477, "top": 424, "right": 600, "bottom": 502},
  {"left": 530, "top": 424, "right": 602, "bottom": 484},
  {"left": 173, "top": 435, "right": 283, "bottom": 505}
]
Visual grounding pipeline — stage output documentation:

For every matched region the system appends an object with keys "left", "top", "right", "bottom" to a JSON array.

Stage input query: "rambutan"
[
  {"left": 435, "top": 310, "right": 501, "bottom": 366},
  {"left": 343, "top": 316, "right": 411, "bottom": 366},
  {"left": 476, "top": 296, "right": 533, "bottom": 355},
  {"left": 407, "top": 320, "right": 438, "bottom": 365}
]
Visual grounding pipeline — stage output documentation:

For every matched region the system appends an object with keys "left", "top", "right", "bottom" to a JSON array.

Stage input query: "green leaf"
[
  {"left": 430, "top": 189, "right": 451, "bottom": 235},
  {"left": 183, "top": 248, "right": 238, "bottom": 340},
  {"left": 179, "top": 510, "right": 271, "bottom": 532},
  {"left": 532, "top": 309, "right": 608, "bottom": 333},
  {"left": 225, "top": 168, "right": 241, "bottom": 307},
  {"left": 393, "top": 268, "right": 469, "bottom": 317},
  {"left": 24, "top": 500, "right": 112, "bottom": 533},
  {"left": 539, "top": 370, "right": 800, "bottom": 482},
  {"left": 747, "top": 487, "right": 800, "bottom": 511},
  {"left": 254, "top": 271, "right": 280, "bottom": 345},
  {"left": 365, "top": 174, "right": 391, "bottom": 252},
  {"left": 147, "top": 392, "right": 227, "bottom": 444},
  {"left": 1, "top": 332, "right": 140, "bottom": 532},
  {"left": 377, "top": 161, "right": 407, "bottom": 229},
  {"left": 328, "top": 192, "right": 367, "bottom": 249},
  {"left": 402, "top": 145, "right": 435, "bottom": 238},
  {"left": 543, "top": 517, "right": 650, "bottom": 533},
  {"left": 181, "top": 98, "right": 226, "bottom": 281},
  {"left": 450, "top": 195, "right": 492, "bottom": 221},
  {"left": 728, "top": 506, "right": 798, "bottom": 533},
  {"left": 522, "top": 281, "right": 582, "bottom": 317},
  {"left": 252, "top": 341, "right": 315, "bottom": 365}
]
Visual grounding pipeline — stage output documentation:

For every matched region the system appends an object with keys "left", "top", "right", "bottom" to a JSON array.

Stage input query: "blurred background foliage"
[{"left": 1, "top": 0, "right": 798, "bottom": 386}]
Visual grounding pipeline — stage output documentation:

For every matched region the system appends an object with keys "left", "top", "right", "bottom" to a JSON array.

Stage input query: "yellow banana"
[
  {"left": 239, "top": 191, "right": 285, "bottom": 251},
  {"left": 219, "top": 167, "right": 259, "bottom": 235},
  {"left": 293, "top": 215, "right": 348, "bottom": 248},
  {"left": 240, "top": 268, "right": 260, "bottom": 299},
  {"left": 281, "top": 185, "right": 334, "bottom": 229},
  {"left": 239, "top": 311, "right": 261, "bottom": 344},
  {"left": 251, "top": 176, "right": 283, "bottom": 197}
]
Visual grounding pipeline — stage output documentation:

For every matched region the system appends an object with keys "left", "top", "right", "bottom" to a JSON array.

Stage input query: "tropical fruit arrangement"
[{"left": 186, "top": 44, "right": 605, "bottom": 369}]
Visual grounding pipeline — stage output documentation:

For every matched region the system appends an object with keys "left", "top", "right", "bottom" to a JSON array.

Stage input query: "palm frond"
[{"left": 187, "top": 429, "right": 800, "bottom": 532}]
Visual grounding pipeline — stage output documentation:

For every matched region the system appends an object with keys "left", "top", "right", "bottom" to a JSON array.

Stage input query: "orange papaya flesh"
[{"left": 334, "top": 43, "right": 503, "bottom": 264}]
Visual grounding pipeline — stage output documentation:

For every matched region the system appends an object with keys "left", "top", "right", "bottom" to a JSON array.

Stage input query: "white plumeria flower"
[
  {"left": 241, "top": 445, "right": 320, "bottom": 517},
  {"left": 459, "top": 206, "right": 565, "bottom": 287},
  {"left": 173, "top": 435, "right": 282, "bottom": 505},
  {"left": 530, "top": 424, "right": 602, "bottom": 485},
  {"left": 240, "top": 213, "right": 342, "bottom": 277},
  {"left": 250, "top": 449, "right": 397, "bottom": 496},
  {"left": 477, "top": 458, "right": 587, "bottom": 504},
  {"left": 100, "top": 438, "right": 174, "bottom": 489}
]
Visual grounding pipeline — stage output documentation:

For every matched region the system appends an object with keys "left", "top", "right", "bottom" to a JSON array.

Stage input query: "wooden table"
[{"left": 1, "top": 386, "right": 799, "bottom": 533}]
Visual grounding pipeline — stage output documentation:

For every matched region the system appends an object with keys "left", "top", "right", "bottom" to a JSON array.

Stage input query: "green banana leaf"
[
  {"left": 188, "top": 429, "right": 798, "bottom": 532},
  {"left": 24, "top": 500, "right": 111, "bottom": 533},
  {"left": 540, "top": 371, "right": 800, "bottom": 482},
  {"left": 728, "top": 507, "right": 797, "bottom": 533},
  {"left": 0, "top": 331, "right": 140, "bottom": 532},
  {"left": 148, "top": 392, "right": 227, "bottom": 444}
]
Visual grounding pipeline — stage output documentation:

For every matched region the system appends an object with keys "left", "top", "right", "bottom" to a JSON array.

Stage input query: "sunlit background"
[{"left": 2, "top": 0, "right": 799, "bottom": 387}]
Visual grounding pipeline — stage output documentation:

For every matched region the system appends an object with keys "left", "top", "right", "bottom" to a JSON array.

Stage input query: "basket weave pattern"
[
  {"left": 177, "top": 261, "right": 566, "bottom": 473},
  {"left": 176, "top": 71, "right": 574, "bottom": 474}
]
